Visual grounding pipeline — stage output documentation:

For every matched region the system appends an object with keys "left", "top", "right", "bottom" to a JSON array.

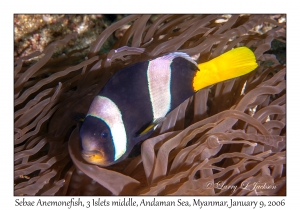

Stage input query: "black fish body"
[
  {"left": 79, "top": 47, "right": 258, "bottom": 166},
  {"left": 80, "top": 52, "right": 198, "bottom": 166}
]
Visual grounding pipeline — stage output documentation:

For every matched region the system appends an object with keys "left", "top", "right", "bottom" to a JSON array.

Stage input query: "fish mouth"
[
  {"left": 81, "top": 150, "right": 111, "bottom": 166},
  {"left": 81, "top": 150, "right": 103, "bottom": 157}
]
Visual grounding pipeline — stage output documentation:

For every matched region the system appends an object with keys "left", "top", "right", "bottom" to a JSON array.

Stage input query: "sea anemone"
[{"left": 14, "top": 14, "right": 286, "bottom": 196}]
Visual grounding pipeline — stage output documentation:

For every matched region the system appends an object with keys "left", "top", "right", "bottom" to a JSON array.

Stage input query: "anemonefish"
[{"left": 79, "top": 47, "right": 258, "bottom": 166}]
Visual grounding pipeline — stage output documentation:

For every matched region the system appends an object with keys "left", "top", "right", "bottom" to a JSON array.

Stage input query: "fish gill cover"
[{"left": 14, "top": 14, "right": 286, "bottom": 196}]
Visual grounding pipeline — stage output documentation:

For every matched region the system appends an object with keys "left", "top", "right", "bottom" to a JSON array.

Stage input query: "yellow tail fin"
[{"left": 192, "top": 47, "right": 258, "bottom": 91}]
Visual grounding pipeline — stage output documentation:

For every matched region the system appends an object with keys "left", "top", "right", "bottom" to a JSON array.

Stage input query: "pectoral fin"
[{"left": 137, "top": 117, "right": 166, "bottom": 136}]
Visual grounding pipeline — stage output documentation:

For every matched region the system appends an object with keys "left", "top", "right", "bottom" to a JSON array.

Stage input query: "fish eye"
[{"left": 101, "top": 131, "right": 108, "bottom": 138}]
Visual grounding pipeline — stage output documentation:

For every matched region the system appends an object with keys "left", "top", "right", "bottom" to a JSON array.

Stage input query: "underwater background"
[{"left": 14, "top": 14, "right": 286, "bottom": 195}]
